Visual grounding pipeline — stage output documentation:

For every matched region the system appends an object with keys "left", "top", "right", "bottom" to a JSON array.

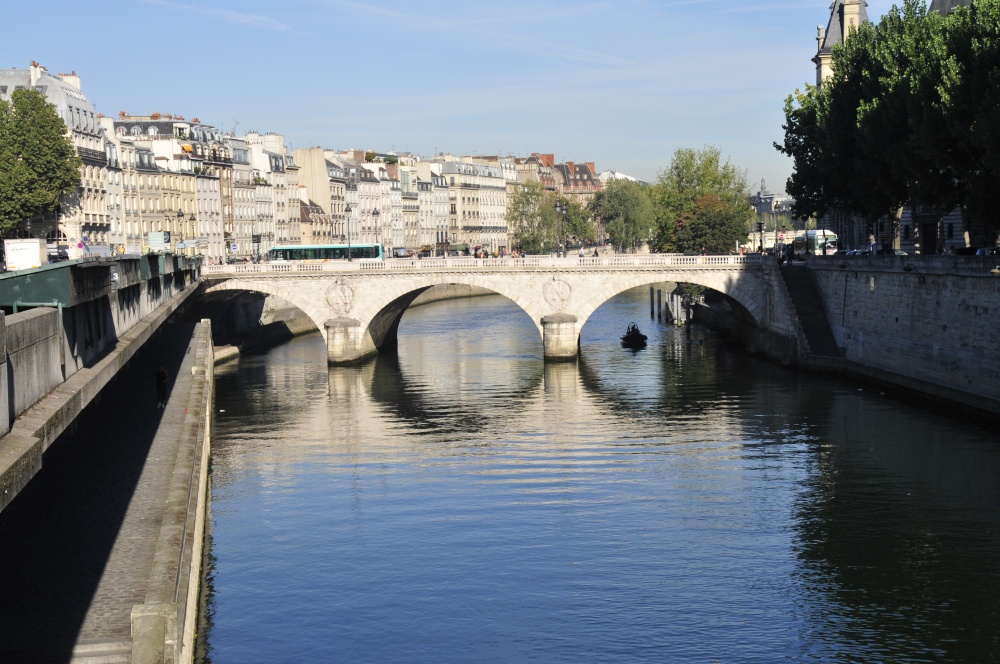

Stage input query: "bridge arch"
[{"left": 203, "top": 278, "right": 331, "bottom": 338}]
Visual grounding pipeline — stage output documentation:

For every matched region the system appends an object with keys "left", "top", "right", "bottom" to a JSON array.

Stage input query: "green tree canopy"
[
  {"left": 776, "top": 0, "right": 1000, "bottom": 244},
  {"left": 650, "top": 146, "right": 751, "bottom": 252},
  {"left": 0, "top": 89, "right": 81, "bottom": 235},
  {"left": 507, "top": 181, "right": 561, "bottom": 254},
  {"left": 587, "top": 179, "right": 654, "bottom": 252},
  {"left": 674, "top": 193, "right": 751, "bottom": 254},
  {"left": 561, "top": 196, "right": 596, "bottom": 244}
]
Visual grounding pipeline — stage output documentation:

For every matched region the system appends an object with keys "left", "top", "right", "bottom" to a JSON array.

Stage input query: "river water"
[{"left": 202, "top": 289, "right": 1000, "bottom": 663}]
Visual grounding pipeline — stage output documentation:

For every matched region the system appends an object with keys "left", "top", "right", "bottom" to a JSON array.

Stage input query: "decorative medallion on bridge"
[
  {"left": 543, "top": 278, "right": 572, "bottom": 310},
  {"left": 326, "top": 280, "right": 355, "bottom": 315}
]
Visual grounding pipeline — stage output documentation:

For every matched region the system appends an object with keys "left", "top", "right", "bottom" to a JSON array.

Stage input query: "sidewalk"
[{"left": 0, "top": 322, "right": 201, "bottom": 662}]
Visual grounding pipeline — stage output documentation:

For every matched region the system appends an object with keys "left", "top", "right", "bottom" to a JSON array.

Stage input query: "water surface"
[{"left": 204, "top": 289, "right": 1000, "bottom": 662}]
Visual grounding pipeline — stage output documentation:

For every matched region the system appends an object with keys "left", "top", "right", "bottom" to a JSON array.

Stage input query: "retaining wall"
[
  {"left": 809, "top": 255, "right": 1000, "bottom": 415},
  {"left": 5, "top": 309, "right": 63, "bottom": 422}
]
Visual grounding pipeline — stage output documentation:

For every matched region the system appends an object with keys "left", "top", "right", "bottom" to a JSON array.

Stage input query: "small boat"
[{"left": 620, "top": 322, "right": 647, "bottom": 348}]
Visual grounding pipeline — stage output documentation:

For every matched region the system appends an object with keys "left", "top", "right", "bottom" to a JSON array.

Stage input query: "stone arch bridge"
[{"left": 202, "top": 254, "right": 786, "bottom": 364}]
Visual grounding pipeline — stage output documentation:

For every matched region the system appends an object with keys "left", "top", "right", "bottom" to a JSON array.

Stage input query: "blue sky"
[{"left": 4, "top": 0, "right": 899, "bottom": 194}]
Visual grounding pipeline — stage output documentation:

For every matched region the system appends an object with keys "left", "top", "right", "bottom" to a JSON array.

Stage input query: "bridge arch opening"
[{"left": 188, "top": 286, "right": 322, "bottom": 347}]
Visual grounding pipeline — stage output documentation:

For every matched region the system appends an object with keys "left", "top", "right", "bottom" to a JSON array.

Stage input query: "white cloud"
[{"left": 141, "top": 0, "right": 293, "bottom": 31}]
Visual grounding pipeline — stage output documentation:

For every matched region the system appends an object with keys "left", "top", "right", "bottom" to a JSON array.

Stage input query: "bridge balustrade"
[{"left": 202, "top": 253, "right": 761, "bottom": 276}]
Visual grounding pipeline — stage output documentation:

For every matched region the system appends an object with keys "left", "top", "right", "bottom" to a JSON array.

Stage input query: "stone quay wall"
[
  {"left": 3, "top": 309, "right": 63, "bottom": 427},
  {"left": 810, "top": 255, "right": 999, "bottom": 415}
]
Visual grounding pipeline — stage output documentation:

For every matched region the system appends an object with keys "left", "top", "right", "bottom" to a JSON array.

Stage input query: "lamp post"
[
  {"left": 555, "top": 200, "right": 567, "bottom": 257},
  {"left": 344, "top": 204, "right": 352, "bottom": 260},
  {"left": 176, "top": 210, "right": 184, "bottom": 253},
  {"left": 188, "top": 213, "right": 196, "bottom": 257},
  {"left": 372, "top": 208, "right": 380, "bottom": 257}
]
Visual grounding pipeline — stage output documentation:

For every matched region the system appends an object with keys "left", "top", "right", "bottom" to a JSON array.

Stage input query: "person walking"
[{"left": 154, "top": 364, "right": 170, "bottom": 409}]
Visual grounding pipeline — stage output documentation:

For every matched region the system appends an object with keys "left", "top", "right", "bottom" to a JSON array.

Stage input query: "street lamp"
[
  {"left": 176, "top": 210, "right": 184, "bottom": 253},
  {"left": 344, "top": 204, "right": 353, "bottom": 261},
  {"left": 372, "top": 208, "right": 380, "bottom": 257},
  {"left": 554, "top": 200, "right": 567, "bottom": 257}
]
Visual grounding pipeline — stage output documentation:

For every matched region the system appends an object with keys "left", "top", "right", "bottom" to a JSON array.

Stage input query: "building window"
[{"left": 947, "top": 223, "right": 954, "bottom": 239}]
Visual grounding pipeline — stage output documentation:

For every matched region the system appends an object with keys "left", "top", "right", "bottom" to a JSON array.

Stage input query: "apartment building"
[{"left": 0, "top": 63, "right": 112, "bottom": 257}]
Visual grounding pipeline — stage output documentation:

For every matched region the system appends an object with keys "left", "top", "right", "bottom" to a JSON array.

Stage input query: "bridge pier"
[
  {"left": 325, "top": 317, "right": 376, "bottom": 365},
  {"left": 541, "top": 313, "right": 579, "bottom": 361}
]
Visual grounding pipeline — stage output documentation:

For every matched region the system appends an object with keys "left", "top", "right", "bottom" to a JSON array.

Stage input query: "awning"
[{"left": 181, "top": 144, "right": 194, "bottom": 153}]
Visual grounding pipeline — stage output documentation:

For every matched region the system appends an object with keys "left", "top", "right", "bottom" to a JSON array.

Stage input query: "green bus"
[{"left": 268, "top": 243, "right": 384, "bottom": 261}]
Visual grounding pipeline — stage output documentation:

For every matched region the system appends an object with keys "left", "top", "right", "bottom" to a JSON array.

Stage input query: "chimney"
[{"left": 57, "top": 71, "right": 81, "bottom": 91}]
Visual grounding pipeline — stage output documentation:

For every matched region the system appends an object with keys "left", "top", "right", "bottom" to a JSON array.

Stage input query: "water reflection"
[
  {"left": 792, "top": 394, "right": 1000, "bottom": 661},
  {"left": 203, "top": 288, "right": 1000, "bottom": 663}
]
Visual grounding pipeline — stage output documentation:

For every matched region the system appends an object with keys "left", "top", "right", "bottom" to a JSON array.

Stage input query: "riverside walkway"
[{"left": 0, "top": 321, "right": 211, "bottom": 663}]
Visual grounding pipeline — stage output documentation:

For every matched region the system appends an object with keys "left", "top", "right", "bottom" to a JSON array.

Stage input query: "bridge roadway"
[{"left": 203, "top": 254, "right": 768, "bottom": 364}]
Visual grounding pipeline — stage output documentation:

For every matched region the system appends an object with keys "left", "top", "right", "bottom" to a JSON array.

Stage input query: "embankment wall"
[{"left": 810, "top": 255, "right": 1000, "bottom": 415}]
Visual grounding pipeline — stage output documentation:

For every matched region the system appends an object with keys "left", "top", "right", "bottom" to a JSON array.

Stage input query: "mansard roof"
[{"left": 929, "top": 0, "right": 972, "bottom": 14}]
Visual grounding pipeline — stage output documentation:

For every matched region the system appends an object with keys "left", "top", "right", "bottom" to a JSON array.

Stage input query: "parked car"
[{"left": 976, "top": 246, "right": 1000, "bottom": 256}]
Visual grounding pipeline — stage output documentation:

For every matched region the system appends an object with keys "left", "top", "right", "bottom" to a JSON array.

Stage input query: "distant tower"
[{"left": 813, "top": 0, "right": 869, "bottom": 87}]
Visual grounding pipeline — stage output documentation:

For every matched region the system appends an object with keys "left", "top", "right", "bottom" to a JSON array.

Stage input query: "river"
[{"left": 202, "top": 288, "right": 1000, "bottom": 663}]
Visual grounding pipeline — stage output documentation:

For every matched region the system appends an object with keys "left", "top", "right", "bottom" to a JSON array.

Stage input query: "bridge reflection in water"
[{"left": 203, "top": 289, "right": 1000, "bottom": 663}]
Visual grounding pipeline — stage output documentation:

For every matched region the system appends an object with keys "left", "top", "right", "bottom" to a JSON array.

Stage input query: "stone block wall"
[
  {"left": 810, "top": 256, "right": 1000, "bottom": 413},
  {"left": 6, "top": 309, "right": 63, "bottom": 419}
]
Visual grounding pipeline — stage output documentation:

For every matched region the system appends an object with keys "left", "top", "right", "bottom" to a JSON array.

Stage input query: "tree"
[
  {"left": 780, "top": 2, "right": 951, "bottom": 224},
  {"left": 561, "top": 196, "right": 596, "bottom": 244},
  {"left": 938, "top": 0, "right": 1000, "bottom": 244},
  {"left": 507, "top": 181, "right": 560, "bottom": 254},
  {"left": 776, "top": 0, "right": 1000, "bottom": 246},
  {"left": 674, "top": 193, "right": 751, "bottom": 254},
  {"left": 0, "top": 89, "right": 81, "bottom": 236},
  {"left": 650, "top": 147, "right": 751, "bottom": 252},
  {"left": 587, "top": 179, "right": 654, "bottom": 252}
]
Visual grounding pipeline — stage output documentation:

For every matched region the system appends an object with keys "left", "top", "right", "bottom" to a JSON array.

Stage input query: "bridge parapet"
[{"left": 203, "top": 253, "right": 762, "bottom": 277}]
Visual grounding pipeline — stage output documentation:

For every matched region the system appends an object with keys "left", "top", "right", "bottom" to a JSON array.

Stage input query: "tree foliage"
[
  {"left": 776, "top": 0, "right": 1000, "bottom": 243},
  {"left": 562, "top": 196, "right": 596, "bottom": 243},
  {"left": 507, "top": 181, "right": 561, "bottom": 254},
  {"left": 650, "top": 146, "right": 751, "bottom": 252},
  {"left": 587, "top": 179, "right": 655, "bottom": 252},
  {"left": 674, "top": 193, "right": 751, "bottom": 254},
  {"left": 0, "top": 89, "right": 81, "bottom": 235}
]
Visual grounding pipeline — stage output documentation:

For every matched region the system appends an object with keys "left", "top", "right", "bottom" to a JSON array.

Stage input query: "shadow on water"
[
  {"left": 0, "top": 323, "right": 194, "bottom": 657},
  {"left": 791, "top": 393, "right": 1000, "bottom": 661}
]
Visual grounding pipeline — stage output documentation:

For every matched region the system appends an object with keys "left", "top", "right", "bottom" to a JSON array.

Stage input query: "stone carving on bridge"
[
  {"left": 326, "top": 279, "right": 355, "bottom": 315},
  {"left": 543, "top": 277, "right": 572, "bottom": 310}
]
